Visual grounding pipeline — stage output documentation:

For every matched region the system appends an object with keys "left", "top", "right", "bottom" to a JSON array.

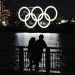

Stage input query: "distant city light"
[
  {"left": 57, "top": 19, "right": 68, "bottom": 25},
  {"left": 0, "top": 1, "right": 11, "bottom": 26},
  {"left": 71, "top": 18, "right": 75, "bottom": 23},
  {"left": 2, "top": 21, "right": 8, "bottom": 26},
  {"left": 57, "top": 22, "right": 61, "bottom": 25},
  {"left": 40, "top": 21, "right": 46, "bottom": 26},
  {"left": 61, "top": 20, "right": 68, "bottom": 23}
]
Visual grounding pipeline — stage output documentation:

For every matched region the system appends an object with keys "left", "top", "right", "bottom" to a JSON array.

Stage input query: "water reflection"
[
  {"left": 15, "top": 33, "right": 61, "bottom": 72},
  {"left": 15, "top": 33, "right": 60, "bottom": 47}
]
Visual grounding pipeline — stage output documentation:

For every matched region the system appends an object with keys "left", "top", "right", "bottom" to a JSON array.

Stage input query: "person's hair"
[
  {"left": 29, "top": 37, "right": 35, "bottom": 43},
  {"left": 39, "top": 34, "right": 44, "bottom": 39}
]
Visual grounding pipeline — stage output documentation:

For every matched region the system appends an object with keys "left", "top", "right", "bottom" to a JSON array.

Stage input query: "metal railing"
[{"left": 0, "top": 46, "right": 64, "bottom": 73}]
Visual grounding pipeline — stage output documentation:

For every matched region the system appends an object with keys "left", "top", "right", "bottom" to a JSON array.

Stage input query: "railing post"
[
  {"left": 19, "top": 46, "right": 24, "bottom": 71},
  {"left": 46, "top": 47, "right": 50, "bottom": 74}
]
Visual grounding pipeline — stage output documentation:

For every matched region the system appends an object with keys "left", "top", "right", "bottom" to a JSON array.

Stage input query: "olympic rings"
[{"left": 18, "top": 6, "right": 58, "bottom": 28}]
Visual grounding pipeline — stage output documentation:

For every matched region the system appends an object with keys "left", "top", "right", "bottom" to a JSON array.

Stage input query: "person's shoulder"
[
  {"left": 36, "top": 39, "right": 39, "bottom": 43},
  {"left": 35, "top": 40, "right": 40, "bottom": 45},
  {"left": 42, "top": 40, "right": 47, "bottom": 46},
  {"left": 42, "top": 40, "right": 46, "bottom": 43}
]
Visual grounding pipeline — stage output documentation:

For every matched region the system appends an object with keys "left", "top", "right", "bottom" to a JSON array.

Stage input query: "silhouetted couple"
[{"left": 28, "top": 34, "right": 47, "bottom": 71}]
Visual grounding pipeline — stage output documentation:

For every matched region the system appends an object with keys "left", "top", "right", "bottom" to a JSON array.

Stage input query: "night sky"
[{"left": 5, "top": 0, "right": 75, "bottom": 17}]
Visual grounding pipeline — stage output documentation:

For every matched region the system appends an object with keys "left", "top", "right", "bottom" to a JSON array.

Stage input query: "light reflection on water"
[
  {"left": 15, "top": 33, "right": 62, "bottom": 73},
  {"left": 15, "top": 33, "right": 60, "bottom": 48}
]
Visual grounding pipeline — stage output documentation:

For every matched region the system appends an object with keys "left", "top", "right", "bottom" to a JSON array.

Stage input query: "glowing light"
[
  {"left": 57, "top": 22, "right": 61, "bottom": 25},
  {"left": 44, "top": 6, "right": 58, "bottom": 21},
  {"left": 18, "top": 6, "right": 58, "bottom": 28},
  {"left": 61, "top": 20, "right": 68, "bottom": 23},
  {"left": 2, "top": 21, "right": 7, "bottom": 26},
  {"left": 71, "top": 20, "right": 75, "bottom": 23},
  {"left": 38, "top": 13, "right": 51, "bottom": 28},
  {"left": 57, "top": 19, "right": 68, "bottom": 25},
  {"left": 71, "top": 18, "right": 75, "bottom": 23}
]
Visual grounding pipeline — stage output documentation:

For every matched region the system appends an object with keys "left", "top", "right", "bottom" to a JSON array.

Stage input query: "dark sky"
[{"left": 5, "top": 0, "right": 75, "bottom": 17}]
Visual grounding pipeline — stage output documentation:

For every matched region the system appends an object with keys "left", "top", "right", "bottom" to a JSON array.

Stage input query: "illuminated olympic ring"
[{"left": 18, "top": 6, "right": 58, "bottom": 28}]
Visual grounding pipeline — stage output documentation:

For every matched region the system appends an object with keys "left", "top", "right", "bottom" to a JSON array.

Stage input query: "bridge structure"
[{"left": 0, "top": 46, "right": 65, "bottom": 74}]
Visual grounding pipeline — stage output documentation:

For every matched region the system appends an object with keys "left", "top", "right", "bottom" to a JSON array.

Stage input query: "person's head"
[
  {"left": 39, "top": 34, "right": 44, "bottom": 40},
  {"left": 29, "top": 37, "right": 35, "bottom": 43}
]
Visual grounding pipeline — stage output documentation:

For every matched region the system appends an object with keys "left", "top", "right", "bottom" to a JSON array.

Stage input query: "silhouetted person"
[
  {"left": 34, "top": 34, "right": 47, "bottom": 71},
  {"left": 28, "top": 37, "right": 35, "bottom": 70}
]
